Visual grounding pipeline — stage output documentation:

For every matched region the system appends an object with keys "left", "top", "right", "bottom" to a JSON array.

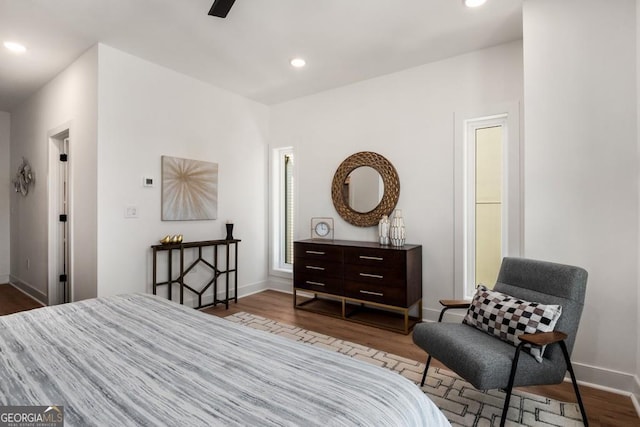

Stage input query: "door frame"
[
  {"left": 453, "top": 103, "right": 522, "bottom": 300},
  {"left": 47, "top": 122, "right": 73, "bottom": 305}
]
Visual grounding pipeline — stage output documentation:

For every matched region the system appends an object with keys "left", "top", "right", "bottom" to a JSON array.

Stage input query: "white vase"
[
  {"left": 378, "top": 215, "right": 390, "bottom": 245},
  {"left": 389, "top": 209, "right": 405, "bottom": 247}
]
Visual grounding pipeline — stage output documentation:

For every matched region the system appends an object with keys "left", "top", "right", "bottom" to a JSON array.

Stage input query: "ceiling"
[{"left": 0, "top": 0, "right": 523, "bottom": 112}]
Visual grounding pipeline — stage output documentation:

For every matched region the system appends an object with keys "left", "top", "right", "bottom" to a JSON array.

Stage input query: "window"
[
  {"left": 271, "top": 147, "right": 295, "bottom": 273},
  {"left": 284, "top": 153, "right": 294, "bottom": 264},
  {"left": 454, "top": 106, "right": 521, "bottom": 300}
]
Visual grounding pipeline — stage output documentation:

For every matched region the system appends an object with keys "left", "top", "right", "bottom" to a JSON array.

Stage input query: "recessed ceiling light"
[
  {"left": 3, "top": 41, "right": 27, "bottom": 53},
  {"left": 464, "top": 0, "right": 487, "bottom": 7},
  {"left": 290, "top": 58, "right": 306, "bottom": 68}
]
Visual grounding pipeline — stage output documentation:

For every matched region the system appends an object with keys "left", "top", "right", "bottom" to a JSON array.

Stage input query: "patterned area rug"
[{"left": 225, "top": 312, "right": 585, "bottom": 427}]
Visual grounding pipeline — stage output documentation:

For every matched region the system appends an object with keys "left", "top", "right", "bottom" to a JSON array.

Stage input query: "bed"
[{"left": 0, "top": 293, "right": 449, "bottom": 426}]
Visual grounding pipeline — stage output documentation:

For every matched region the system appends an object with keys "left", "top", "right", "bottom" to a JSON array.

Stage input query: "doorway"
[
  {"left": 454, "top": 104, "right": 522, "bottom": 300},
  {"left": 467, "top": 122, "right": 504, "bottom": 293}
]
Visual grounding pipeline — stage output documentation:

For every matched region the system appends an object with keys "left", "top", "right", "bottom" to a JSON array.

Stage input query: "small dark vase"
[{"left": 225, "top": 223, "right": 234, "bottom": 240}]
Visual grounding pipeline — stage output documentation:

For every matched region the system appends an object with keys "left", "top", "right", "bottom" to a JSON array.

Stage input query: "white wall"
[
  {"left": 96, "top": 45, "right": 270, "bottom": 300},
  {"left": 0, "top": 111, "right": 10, "bottom": 283},
  {"left": 270, "top": 41, "right": 523, "bottom": 315},
  {"left": 636, "top": 0, "right": 640, "bottom": 408},
  {"left": 10, "top": 46, "right": 98, "bottom": 303},
  {"left": 523, "top": 0, "right": 638, "bottom": 391}
]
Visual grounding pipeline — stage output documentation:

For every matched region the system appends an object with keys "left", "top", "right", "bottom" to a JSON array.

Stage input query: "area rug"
[{"left": 225, "top": 312, "right": 585, "bottom": 427}]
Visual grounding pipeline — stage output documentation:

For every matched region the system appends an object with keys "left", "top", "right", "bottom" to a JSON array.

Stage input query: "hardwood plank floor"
[
  {"left": 1, "top": 285, "right": 638, "bottom": 426},
  {"left": 203, "top": 290, "right": 640, "bottom": 427},
  {"left": 0, "top": 283, "right": 43, "bottom": 315}
]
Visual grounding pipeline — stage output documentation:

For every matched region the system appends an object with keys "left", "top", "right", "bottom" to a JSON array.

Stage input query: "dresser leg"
[{"left": 404, "top": 308, "right": 409, "bottom": 334}]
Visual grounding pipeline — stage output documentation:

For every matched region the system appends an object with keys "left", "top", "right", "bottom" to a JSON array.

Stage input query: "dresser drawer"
[
  {"left": 295, "top": 242, "right": 343, "bottom": 262},
  {"left": 294, "top": 257, "right": 342, "bottom": 279},
  {"left": 344, "top": 281, "right": 406, "bottom": 307},
  {"left": 295, "top": 271, "right": 343, "bottom": 295},
  {"left": 343, "top": 264, "right": 405, "bottom": 288},
  {"left": 344, "top": 247, "right": 405, "bottom": 267}
]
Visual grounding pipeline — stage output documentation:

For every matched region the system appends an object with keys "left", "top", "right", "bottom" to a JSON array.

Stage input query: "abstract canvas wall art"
[{"left": 161, "top": 155, "right": 218, "bottom": 221}]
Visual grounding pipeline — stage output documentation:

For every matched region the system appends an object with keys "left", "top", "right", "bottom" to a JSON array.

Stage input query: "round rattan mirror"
[{"left": 331, "top": 151, "right": 400, "bottom": 227}]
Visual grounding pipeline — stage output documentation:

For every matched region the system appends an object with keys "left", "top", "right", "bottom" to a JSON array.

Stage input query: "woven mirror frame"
[{"left": 331, "top": 151, "right": 400, "bottom": 227}]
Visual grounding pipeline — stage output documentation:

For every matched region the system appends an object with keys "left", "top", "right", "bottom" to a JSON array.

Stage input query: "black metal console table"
[{"left": 151, "top": 239, "right": 240, "bottom": 309}]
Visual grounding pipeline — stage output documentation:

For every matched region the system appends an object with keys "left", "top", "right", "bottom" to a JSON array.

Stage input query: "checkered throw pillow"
[{"left": 462, "top": 285, "right": 563, "bottom": 362}]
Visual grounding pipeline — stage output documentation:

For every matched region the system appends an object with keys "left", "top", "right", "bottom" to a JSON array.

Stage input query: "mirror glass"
[{"left": 342, "top": 166, "right": 383, "bottom": 213}]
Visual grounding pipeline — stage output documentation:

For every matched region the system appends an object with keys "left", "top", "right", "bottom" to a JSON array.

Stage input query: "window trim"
[{"left": 270, "top": 146, "right": 295, "bottom": 277}]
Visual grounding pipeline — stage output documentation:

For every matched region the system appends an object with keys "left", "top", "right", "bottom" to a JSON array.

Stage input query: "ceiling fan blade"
[{"left": 208, "top": 0, "right": 236, "bottom": 18}]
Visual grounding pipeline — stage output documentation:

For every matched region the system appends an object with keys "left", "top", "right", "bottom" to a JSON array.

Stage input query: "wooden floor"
[
  {"left": 204, "top": 290, "right": 640, "bottom": 427},
  {"left": 1, "top": 285, "right": 638, "bottom": 426},
  {"left": 0, "top": 283, "right": 43, "bottom": 315}
]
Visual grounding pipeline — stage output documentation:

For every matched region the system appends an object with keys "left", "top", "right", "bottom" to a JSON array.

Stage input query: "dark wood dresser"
[{"left": 293, "top": 239, "right": 422, "bottom": 334}]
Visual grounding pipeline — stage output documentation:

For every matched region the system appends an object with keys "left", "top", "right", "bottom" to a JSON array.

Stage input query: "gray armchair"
[{"left": 412, "top": 257, "right": 588, "bottom": 426}]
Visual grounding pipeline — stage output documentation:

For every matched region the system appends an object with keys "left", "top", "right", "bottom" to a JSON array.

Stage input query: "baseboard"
[
  {"left": 631, "top": 374, "right": 640, "bottom": 417},
  {"left": 570, "top": 371, "right": 640, "bottom": 418},
  {"left": 236, "top": 279, "right": 273, "bottom": 298},
  {"left": 572, "top": 361, "right": 638, "bottom": 396},
  {"left": 0, "top": 274, "right": 9, "bottom": 284},
  {"left": 422, "top": 305, "right": 465, "bottom": 323},
  {"left": 8, "top": 276, "right": 47, "bottom": 305},
  {"left": 265, "top": 276, "right": 293, "bottom": 294}
]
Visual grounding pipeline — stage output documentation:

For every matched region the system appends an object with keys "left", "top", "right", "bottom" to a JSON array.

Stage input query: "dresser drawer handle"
[
  {"left": 306, "top": 281, "right": 326, "bottom": 287},
  {"left": 359, "top": 273, "right": 383, "bottom": 279},
  {"left": 360, "top": 290, "right": 384, "bottom": 297},
  {"left": 306, "top": 250, "right": 326, "bottom": 255},
  {"left": 306, "top": 265, "right": 325, "bottom": 271},
  {"left": 359, "top": 255, "right": 383, "bottom": 261}
]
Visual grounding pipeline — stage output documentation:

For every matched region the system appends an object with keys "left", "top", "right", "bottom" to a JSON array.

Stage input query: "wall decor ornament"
[
  {"left": 225, "top": 221, "right": 234, "bottom": 240},
  {"left": 378, "top": 214, "right": 390, "bottom": 245},
  {"left": 12, "top": 157, "right": 35, "bottom": 196},
  {"left": 159, "top": 234, "right": 183, "bottom": 244},
  {"left": 161, "top": 155, "right": 218, "bottom": 221},
  {"left": 389, "top": 209, "right": 406, "bottom": 247},
  {"left": 310, "top": 217, "right": 334, "bottom": 240}
]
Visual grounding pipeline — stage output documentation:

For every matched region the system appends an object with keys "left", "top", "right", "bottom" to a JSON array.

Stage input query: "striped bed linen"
[{"left": 0, "top": 293, "right": 450, "bottom": 426}]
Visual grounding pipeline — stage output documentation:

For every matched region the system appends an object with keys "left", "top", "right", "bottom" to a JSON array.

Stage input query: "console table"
[
  {"left": 151, "top": 239, "right": 240, "bottom": 309},
  {"left": 293, "top": 239, "right": 422, "bottom": 334}
]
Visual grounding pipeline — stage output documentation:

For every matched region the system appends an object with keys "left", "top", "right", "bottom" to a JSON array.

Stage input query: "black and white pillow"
[{"left": 463, "top": 285, "right": 562, "bottom": 362}]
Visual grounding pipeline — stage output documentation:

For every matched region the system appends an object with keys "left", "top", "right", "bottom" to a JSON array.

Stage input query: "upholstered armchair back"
[{"left": 494, "top": 257, "right": 588, "bottom": 364}]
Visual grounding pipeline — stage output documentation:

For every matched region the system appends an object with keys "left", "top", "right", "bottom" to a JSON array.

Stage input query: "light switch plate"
[{"left": 125, "top": 206, "right": 138, "bottom": 218}]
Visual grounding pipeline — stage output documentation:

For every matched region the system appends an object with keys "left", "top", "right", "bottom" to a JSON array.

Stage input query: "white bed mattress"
[{"left": 0, "top": 293, "right": 450, "bottom": 426}]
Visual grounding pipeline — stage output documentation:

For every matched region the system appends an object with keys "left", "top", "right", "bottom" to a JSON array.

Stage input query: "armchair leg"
[
  {"left": 501, "top": 343, "right": 525, "bottom": 427},
  {"left": 559, "top": 341, "right": 589, "bottom": 426},
  {"left": 420, "top": 305, "right": 455, "bottom": 388},
  {"left": 420, "top": 355, "right": 433, "bottom": 387},
  {"left": 501, "top": 341, "right": 588, "bottom": 427},
  {"left": 420, "top": 305, "right": 456, "bottom": 388}
]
